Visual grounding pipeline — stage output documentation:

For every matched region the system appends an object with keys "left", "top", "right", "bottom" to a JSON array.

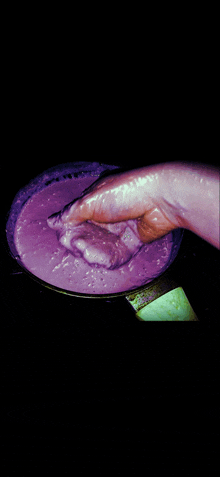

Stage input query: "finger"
[
  {"left": 47, "top": 198, "right": 86, "bottom": 229},
  {"left": 47, "top": 211, "right": 64, "bottom": 229},
  {"left": 61, "top": 199, "right": 87, "bottom": 226}
]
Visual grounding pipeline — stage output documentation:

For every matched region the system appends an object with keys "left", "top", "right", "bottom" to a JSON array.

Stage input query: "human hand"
[
  {"left": 47, "top": 164, "right": 179, "bottom": 243},
  {"left": 47, "top": 162, "right": 219, "bottom": 248}
]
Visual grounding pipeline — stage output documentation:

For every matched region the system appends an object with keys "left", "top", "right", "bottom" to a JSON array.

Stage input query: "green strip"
[{"left": 137, "top": 287, "right": 198, "bottom": 321}]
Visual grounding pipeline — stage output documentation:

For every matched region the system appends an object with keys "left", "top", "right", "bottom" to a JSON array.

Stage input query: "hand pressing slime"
[
  {"left": 46, "top": 165, "right": 172, "bottom": 268},
  {"left": 50, "top": 219, "right": 143, "bottom": 270},
  {"left": 47, "top": 161, "right": 220, "bottom": 267}
]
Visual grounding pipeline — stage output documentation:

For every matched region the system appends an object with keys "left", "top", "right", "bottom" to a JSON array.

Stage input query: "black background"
[{"left": 1, "top": 4, "right": 219, "bottom": 471}]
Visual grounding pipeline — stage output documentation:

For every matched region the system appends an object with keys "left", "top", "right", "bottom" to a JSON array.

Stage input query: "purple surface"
[{"left": 6, "top": 162, "right": 183, "bottom": 296}]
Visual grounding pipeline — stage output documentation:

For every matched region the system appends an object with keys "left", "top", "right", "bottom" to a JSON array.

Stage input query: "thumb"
[{"left": 137, "top": 207, "right": 176, "bottom": 243}]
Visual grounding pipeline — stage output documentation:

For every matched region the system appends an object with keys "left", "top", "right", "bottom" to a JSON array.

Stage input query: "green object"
[
  {"left": 136, "top": 287, "right": 198, "bottom": 321},
  {"left": 126, "top": 273, "right": 198, "bottom": 321}
]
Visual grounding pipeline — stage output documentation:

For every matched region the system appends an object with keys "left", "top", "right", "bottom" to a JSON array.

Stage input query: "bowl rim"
[{"left": 6, "top": 245, "right": 183, "bottom": 299}]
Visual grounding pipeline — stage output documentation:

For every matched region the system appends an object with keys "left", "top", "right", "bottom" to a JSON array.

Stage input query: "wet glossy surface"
[{"left": 14, "top": 177, "right": 174, "bottom": 294}]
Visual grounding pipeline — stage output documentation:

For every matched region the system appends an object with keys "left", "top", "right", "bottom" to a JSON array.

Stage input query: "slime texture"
[
  {"left": 14, "top": 176, "right": 174, "bottom": 294},
  {"left": 50, "top": 219, "right": 143, "bottom": 270}
]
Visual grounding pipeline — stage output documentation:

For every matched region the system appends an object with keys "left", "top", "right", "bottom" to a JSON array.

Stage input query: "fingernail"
[{"left": 47, "top": 212, "right": 63, "bottom": 229}]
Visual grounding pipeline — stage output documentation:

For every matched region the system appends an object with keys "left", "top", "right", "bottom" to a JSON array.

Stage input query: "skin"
[{"left": 47, "top": 162, "right": 220, "bottom": 249}]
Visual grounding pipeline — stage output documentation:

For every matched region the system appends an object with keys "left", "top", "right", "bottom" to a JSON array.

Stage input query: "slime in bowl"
[{"left": 10, "top": 164, "right": 177, "bottom": 295}]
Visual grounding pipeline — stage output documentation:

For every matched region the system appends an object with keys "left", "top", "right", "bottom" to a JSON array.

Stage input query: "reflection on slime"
[{"left": 14, "top": 176, "right": 174, "bottom": 294}]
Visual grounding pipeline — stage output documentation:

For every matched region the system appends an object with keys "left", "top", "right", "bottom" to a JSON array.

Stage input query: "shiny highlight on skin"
[{"left": 48, "top": 162, "right": 219, "bottom": 249}]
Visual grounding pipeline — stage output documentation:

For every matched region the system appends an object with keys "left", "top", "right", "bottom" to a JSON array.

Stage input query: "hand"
[
  {"left": 47, "top": 162, "right": 220, "bottom": 248},
  {"left": 47, "top": 164, "right": 179, "bottom": 243}
]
